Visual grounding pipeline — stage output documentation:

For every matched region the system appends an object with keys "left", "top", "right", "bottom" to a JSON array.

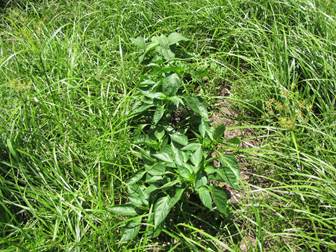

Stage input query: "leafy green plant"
[{"left": 111, "top": 33, "right": 240, "bottom": 242}]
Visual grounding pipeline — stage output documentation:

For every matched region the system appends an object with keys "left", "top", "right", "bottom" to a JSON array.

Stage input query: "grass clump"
[{"left": 0, "top": 0, "right": 335, "bottom": 251}]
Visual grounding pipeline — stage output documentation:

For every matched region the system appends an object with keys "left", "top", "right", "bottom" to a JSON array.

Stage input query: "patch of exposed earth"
[{"left": 210, "top": 84, "right": 260, "bottom": 203}]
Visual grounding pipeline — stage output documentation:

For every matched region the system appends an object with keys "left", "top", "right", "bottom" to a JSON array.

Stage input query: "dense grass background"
[{"left": 0, "top": 0, "right": 335, "bottom": 251}]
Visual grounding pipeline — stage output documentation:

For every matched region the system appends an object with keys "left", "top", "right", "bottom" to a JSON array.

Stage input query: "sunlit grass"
[{"left": 0, "top": 0, "right": 335, "bottom": 250}]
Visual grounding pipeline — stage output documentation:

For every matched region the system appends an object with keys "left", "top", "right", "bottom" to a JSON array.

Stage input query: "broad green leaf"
[
  {"left": 169, "top": 188, "right": 185, "bottom": 208},
  {"left": 152, "top": 225, "right": 163, "bottom": 238},
  {"left": 145, "top": 41, "right": 159, "bottom": 53},
  {"left": 198, "top": 186, "right": 212, "bottom": 209},
  {"left": 182, "top": 143, "right": 201, "bottom": 151},
  {"left": 154, "top": 129, "right": 165, "bottom": 142},
  {"left": 199, "top": 120, "right": 214, "bottom": 140},
  {"left": 213, "top": 124, "right": 226, "bottom": 141},
  {"left": 132, "top": 147, "right": 153, "bottom": 161},
  {"left": 184, "top": 163, "right": 195, "bottom": 174},
  {"left": 147, "top": 163, "right": 166, "bottom": 176},
  {"left": 162, "top": 73, "right": 181, "bottom": 96},
  {"left": 158, "top": 180, "right": 180, "bottom": 190},
  {"left": 120, "top": 217, "right": 142, "bottom": 242},
  {"left": 228, "top": 137, "right": 241, "bottom": 145},
  {"left": 131, "top": 104, "right": 153, "bottom": 116},
  {"left": 139, "top": 39, "right": 160, "bottom": 63},
  {"left": 158, "top": 48, "right": 175, "bottom": 61},
  {"left": 153, "top": 105, "right": 165, "bottom": 125},
  {"left": 212, "top": 187, "right": 229, "bottom": 215},
  {"left": 195, "top": 175, "right": 208, "bottom": 189},
  {"left": 219, "top": 155, "right": 240, "bottom": 189},
  {"left": 167, "top": 32, "right": 188, "bottom": 45},
  {"left": 153, "top": 152, "right": 174, "bottom": 163},
  {"left": 152, "top": 34, "right": 169, "bottom": 47},
  {"left": 151, "top": 35, "right": 175, "bottom": 60},
  {"left": 128, "top": 171, "right": 146, "bottom": 185},
  {"left": 110, "top": 205, "right": 138, "bottom": 216},
  {"left": 128, "top": 184, "right": 149, "bottom": 207},
  {"left": 170, "top": 132, "right": 188, "bottom": 146},
  {"left": 171, "top": 143, "right": 183, "bottom": 166},
  {"left": 128, "top": 196, "right": 143, "bottom": 208},
  {"left": 167, "top": 96, "right": 184, "bottom": 107},
  {"left": 154, "top": 196, "right": 171, "bottom": 228},
  {"left": 198, "top": 119, "right": 206, "bottom": 138},
  {"left": 139, "top": 79, "right": 156, "bottom": 88},
  {"left": 190, "top": 147, "right": 203, "bottom": 169},
  {"left": 132, "top": 36, "right": 146, "bottom": 50},
  {"left": 139, "top": 54, "right": 145, "bottom": 63},
  {"left": 182, "top": 151, "right": 189, "bottom": 163},
  {"left": 141, "top": 91, "right": 166, "bottom": 99},
  {"left": 145, "top": 185, "right": 158, "bottom": 195},
  {"left": 177, "top": 166, "right": 192, "bottom": 181},
  {"left": 146, "top": 175, "right": 163, "bottom": 183},
  {"left": 204, "top": 166, "right": 216, "bottom": 175},
  {"left": 184, "top": 96, "right": 208, "bottom": 119}
]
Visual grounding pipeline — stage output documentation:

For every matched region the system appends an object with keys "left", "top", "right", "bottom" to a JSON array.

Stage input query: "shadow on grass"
[
  {"left": 0, "top": 0, "right": 11, "bottom": 8},
  {"left": 155, "top": 193, "right": 241, "bottom": 250}
]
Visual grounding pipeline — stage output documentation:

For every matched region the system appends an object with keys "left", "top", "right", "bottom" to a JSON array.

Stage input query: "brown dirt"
[{"left": 210, "top": 85, "right": 260, "bottom": 204}]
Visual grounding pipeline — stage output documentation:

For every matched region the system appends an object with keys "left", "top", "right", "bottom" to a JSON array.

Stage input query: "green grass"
[{"left": 0, "top": 0, "right": 335, "bottom": 251}]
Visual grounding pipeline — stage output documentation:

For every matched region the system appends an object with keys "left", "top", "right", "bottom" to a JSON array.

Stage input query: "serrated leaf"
[
  {"left": 153, "top": 105, "right": 165, "bottom": 125},
  {"left": 212, "top": 187, "right": 229, "bottom": 215},
  {"left": 190, "top": 147, "right": 203, "bottom": 169},
  {"left": 162, "top": 73, "right": 181, "bottom": 96},
  {"left": 184, "top": 96, "right": 208, "bottom": 119},
  {"left": 170, "top": 132, "right": 188, "bottom": 146},
  {"left": 153, "top": 152, "right": 174, "bottom": 163},
  {"left": 198, "top": 186, "right": 212, "bottom": 209},
  {"left": 154, "top": 196, "right": 171, "bottom": 228},
  {"left": 219, "top": 155, "right": 240, "bottom": 189},
  {"left": 120, "top": 217, "right": 142, "bottom": 242},
  {"left": 167, "top": 32, "right": 188, "bottom": 45},
  {"left": 110, "top": 205, "right": 138, "bottom": 216},
  {"left": 213, "top": 124, "right": 226, "bottom": 141},
  {"left": 169, "top": 188, "right": 185, "bottom": 208}
]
